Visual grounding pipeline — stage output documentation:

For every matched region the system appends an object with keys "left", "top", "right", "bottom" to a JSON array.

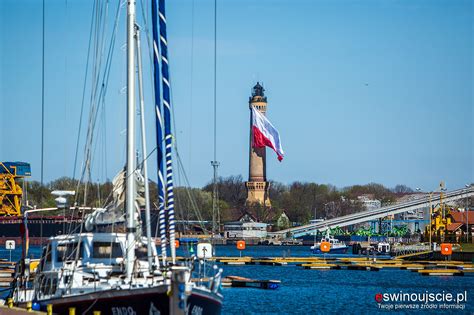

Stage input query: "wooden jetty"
[
  {"left": 417, "top": 269, "right": 464, "bottom": 276},
  {"left": 222, "top": 276, "right": 281, "bottom": 290},
  {"left": 301, "top": 263, "right": 341, "bottom": 270},
  {"left": 206, "top": 255, "right": 474, "bottom": 277},
  {"left": 0, "top": 264, "right": 15, "bottom": 288},
  {"left": 0, "top": 306, "right": 46, "bottom": 315},
  {"left": 347, "top": 264, "right": 380, "bottom": 271},
  {"left": 0, "top": 300, "right": 47, "bottom": 315}
]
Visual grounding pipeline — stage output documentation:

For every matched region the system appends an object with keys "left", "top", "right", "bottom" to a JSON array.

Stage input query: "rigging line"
[
  {"left": 102, "top": 96, "right": 108, "bottom": 182},
  {"left": 41, "top": 0, "right": 45, "bottom": 198},
  {"left": 72, "top": 0, "right": 98, "bottom": 181},
  {"left": 64, "top": 0, "right": 69, "bottom": 177},
  {"left": 174, "top": 156, "right": 190, "bottom": 233},
  {"left": 93, "top": 1, "right": 110, "bottom": 107},
  {"left": 72, "top": 1, "right": 114, "bottom": 213},
  {"left": 81, "top": 1, "right": 106, "bottom": 180},
  {"left": 139, "top": 0, "right": 156, "bottom": 102},
  {"left": 213, "top": 0, "right": 217, "bottom": 163},
  {"left": 175, "top": 151, "right": 208, "bottom": 234},
  {"left": 78, "top": 0, "right": 120, "bottom": 201},
  {"left": 80, "top": 0, "right": 106, "bottom": 205},
  {"left": 173, "top": 167, "right": 184, "bottom": 230},
  {"left": 188, "top": 0, "right": 195, "bottom": 170}
]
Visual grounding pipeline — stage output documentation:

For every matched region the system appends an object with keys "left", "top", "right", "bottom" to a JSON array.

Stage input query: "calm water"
[{"left": 1, "top": 245, "right": 473, "bottom": 314}]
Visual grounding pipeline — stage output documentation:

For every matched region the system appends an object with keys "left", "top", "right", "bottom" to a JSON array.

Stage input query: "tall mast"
[
  {"left": 152, "top": 0, "right": 167, "bottom": 266},
  {"left": 136, "top": 26, "right": 154, "bottom": 271},
  {"left": 125, "top": 0, "right": 137, "bottom": 281},
  {"left": 158, "top": 0, "right": 176, "bottom": 264},
  {"left": 40, "top": 0, "right": 45, "bottom": 203}
]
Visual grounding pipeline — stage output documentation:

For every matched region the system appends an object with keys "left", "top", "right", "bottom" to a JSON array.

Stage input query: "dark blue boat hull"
[
  {"left": 35, "top": 285, "right": 222, "bottom": 315},
  {"left": 312, "top": 246, "right": 349, "bottom": 254}
]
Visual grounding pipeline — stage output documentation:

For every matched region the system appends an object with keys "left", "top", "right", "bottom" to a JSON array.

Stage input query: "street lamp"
[
  {"left": 417, "top": 187, "right": 434, "bottom": 250},
  {"left": 465, "top": 184, "right": 470, "bottom": 243},
  {"left": 428, "top": 191, "right": 434, "bottom": 248}
]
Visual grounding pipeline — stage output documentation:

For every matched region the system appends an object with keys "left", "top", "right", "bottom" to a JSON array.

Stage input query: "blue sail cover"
[
  {"left": 158, "top": 0, "right": 177, "bottom": 263},
  {"left": 151, "top": 0, "right": 167, "bottom": 263}
]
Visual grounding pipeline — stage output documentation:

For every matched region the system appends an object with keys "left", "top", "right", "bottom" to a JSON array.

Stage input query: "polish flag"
[{"left": 252, "top": 106, "right": 285, "bottom": 161}]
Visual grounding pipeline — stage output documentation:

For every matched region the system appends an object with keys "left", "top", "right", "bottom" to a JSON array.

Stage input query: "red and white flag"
[{"left": 252, "top": 106, "right": 285, "bottom": 161}]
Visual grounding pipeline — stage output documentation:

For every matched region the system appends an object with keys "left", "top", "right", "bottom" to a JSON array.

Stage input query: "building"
[
  {"left": 446, "top": 210, "right": 474, "bottom": 242},
  {"left": 357, "top": 195, "right": 381, "bottom": 210},
  {"left": 223, "top": 212, "right": 268, "bottom": 239},
  {"left": 245, "top": 83, "right": 271, "bottom": 207}
]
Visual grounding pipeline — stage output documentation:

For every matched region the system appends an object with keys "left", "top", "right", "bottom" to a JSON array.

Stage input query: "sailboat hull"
[
  {"left": 187, "top": 287, "right": 223, "bottom": 315},
  {"left": 33, "top": 285, "right": 222, "bottom": 315}
]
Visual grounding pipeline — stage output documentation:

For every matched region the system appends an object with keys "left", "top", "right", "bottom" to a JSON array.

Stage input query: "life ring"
[
  {"left": 440, "top": 243, "right": 452, "bottom": 256},
  {"left": 236, "top": 240, "right": 246, "bottom": 250},
  {"left": 320, "top": 241, "right": 331, "bottom": 253}
]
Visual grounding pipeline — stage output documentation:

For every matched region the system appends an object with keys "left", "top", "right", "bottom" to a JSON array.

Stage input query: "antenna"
[
  {"left": 41, "top": 0, "right": 45, "bottom": 203},
  {"left": 211, "top": 0, "right": 220, "bottom": 236}
]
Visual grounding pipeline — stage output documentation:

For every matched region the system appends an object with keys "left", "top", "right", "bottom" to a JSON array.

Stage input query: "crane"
[{"left": 0, "top": 162, "right": 31, "bottom": 216}]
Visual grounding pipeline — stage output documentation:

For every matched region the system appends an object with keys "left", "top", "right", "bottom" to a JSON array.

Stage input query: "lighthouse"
[{"left": 246, "top": 82, "right": 271, "bottom": 207}]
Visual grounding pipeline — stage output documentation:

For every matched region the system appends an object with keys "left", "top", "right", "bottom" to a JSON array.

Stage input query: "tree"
[
  {"left": 342, "top": 183, "right": 395, "bottom": 205},
  {"left": 393, "top": 184, "right": 414, "bottom": 194},
  {"left": 279, "top": 182, "right": 337, "bottom": 224},
  {"left": 268, "top": 180, "right": 287, "bottom": 209},
  {"left": 203, "top": 175, "right": 246, "bottom": 209},
  {"left": 245, "top": 202, "right": 271, "bottom": 222}
]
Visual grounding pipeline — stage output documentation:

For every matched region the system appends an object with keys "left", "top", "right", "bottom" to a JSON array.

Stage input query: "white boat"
[
  {"left": 310, "top": 231, "right": 349, "bottom": 254},
  {"left": 377, "top": 242, "right": 391, "bottom": 254},
  {"left": 12, "top": 231, "right": 222, "bottom": 314},
  {"left": 9, "top": 0, "right": 223, "bottom": 313}
]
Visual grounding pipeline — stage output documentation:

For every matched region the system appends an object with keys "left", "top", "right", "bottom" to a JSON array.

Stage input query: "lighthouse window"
[{"left": 93, "top": 242, "right": 122, "bottom": 258}]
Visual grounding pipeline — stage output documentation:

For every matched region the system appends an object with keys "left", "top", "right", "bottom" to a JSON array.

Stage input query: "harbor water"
[{"left": 1, "top": 245, "right": 473, "bottom": 314}]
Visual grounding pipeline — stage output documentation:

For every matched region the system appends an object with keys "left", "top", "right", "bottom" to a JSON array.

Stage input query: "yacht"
[{"left": 9, "top": 0, "right": 223, "bottom": 313}]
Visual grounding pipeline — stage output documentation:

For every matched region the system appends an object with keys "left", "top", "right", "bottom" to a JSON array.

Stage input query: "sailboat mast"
[
  {"left": 158, "top": 0, "right": 177, "bottom": 264},
  {"left": 126, "top": 0, "right": 137, "bottom": 280},
  {"left": 136, "top": 26, "right": 154, "bottom": 271}
]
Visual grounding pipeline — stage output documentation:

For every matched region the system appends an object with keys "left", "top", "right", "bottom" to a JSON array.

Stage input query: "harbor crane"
[{"left": 0, "top": 162, "right": 31, "bottom": 216}]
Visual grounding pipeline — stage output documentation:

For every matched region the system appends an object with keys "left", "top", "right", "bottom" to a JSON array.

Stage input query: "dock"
[
  {"left": 301, "top": 263, "right": 340, "bottom": 270},
  {"left": 417, "top": 269, "right": 464, "bottom": 276},
  {"left": 0, "top": 306, "right": 46, "bottom": 315},
  {"left": 207, "top": 256, "right": 474, "bottom": 276},
  {"left": 0, "top": 261, "right": 15, "bottom": 288},
  {"left": 222, "top": 276, "right": 280, "bottom": 290},
  {"left": 1, "top": 255, "right": 472, "bottom": 292}
]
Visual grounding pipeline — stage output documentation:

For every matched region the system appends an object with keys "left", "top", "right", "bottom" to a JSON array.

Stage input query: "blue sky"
[{"left": 0, "top": 0, "right": 472, "bottom": 192}]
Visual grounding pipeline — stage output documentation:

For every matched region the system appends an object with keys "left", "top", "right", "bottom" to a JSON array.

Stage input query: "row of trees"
[{"left": 22, "top": 176, "right": 414, "bottom": 225}]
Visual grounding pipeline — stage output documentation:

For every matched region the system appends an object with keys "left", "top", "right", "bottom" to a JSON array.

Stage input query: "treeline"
[
  {"left": 22, "top": 176, "right": 413, "bottom": 225},
  {"left": 201, "top": 176, "right": 413, "bottom": 224}
]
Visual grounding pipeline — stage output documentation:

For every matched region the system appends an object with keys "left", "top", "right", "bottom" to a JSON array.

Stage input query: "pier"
[
  {"left": 222, "top": 276, "right": 280, "bottom": 290},
  {"left": 0, "top": 306, "right": 46, "bottom": 315},
  {"left": 210, "top": 256, "right": 474, "bottom": 276}
]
